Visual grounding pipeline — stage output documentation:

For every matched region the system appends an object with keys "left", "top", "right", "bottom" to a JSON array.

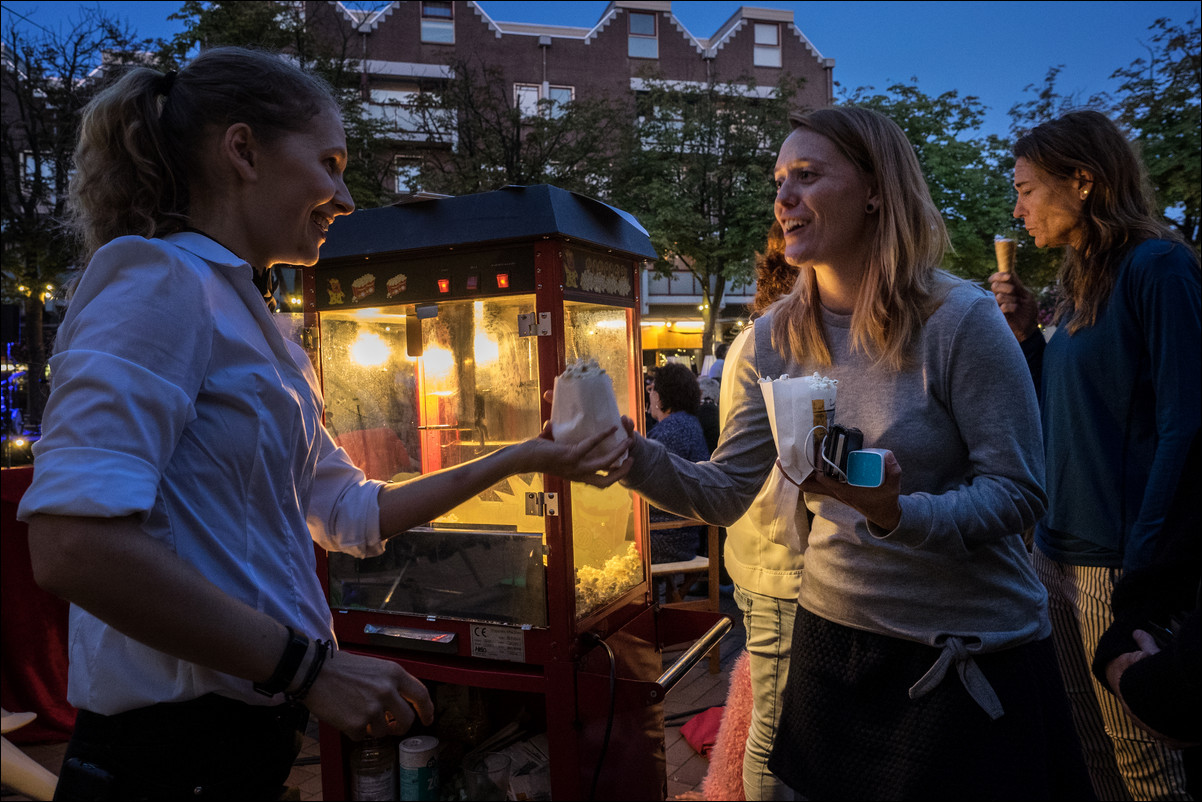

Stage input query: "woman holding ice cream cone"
[
  {"left": 616, "top": 105, "right": 1091, "bottom": 799},
  {"left": 990, "top": 109, "right": 1200, "bottom": 800}
]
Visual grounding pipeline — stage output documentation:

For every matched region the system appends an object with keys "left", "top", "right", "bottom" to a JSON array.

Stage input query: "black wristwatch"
[{"left": 253, "top": 625, "right": 309, "bottom": 697}]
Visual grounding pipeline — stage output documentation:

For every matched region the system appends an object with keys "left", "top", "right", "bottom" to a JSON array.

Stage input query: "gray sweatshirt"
[{"left": 625, "top": 278, "right": 1050, "bottom": 708}]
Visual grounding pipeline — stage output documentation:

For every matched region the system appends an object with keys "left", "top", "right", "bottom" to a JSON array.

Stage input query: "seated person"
[{"left": 647, "top": 363, "right": 709, "bottom": 562}]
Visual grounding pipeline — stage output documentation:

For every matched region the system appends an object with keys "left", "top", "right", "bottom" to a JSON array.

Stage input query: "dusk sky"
[{"left": 2, "top": 1, "right": 1198, "bottom": 138}]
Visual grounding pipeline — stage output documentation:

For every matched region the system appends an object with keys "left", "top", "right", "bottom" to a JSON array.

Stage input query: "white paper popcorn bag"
[
  {"left": 550, "top": 357, "right": 626, "bottom": 466},
  {"left": 757, "top": 372, "right": 837, "bottom": 552}
]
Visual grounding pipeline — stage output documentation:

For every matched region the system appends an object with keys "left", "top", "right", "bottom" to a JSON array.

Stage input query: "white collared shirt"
[{"left": 18, "top": 232, "right": 386, "bottom": 714}]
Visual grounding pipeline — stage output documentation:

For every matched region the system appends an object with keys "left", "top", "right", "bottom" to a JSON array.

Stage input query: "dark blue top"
[
  {"left": 647, "top": 411, "right": 710, "bottom": 562},
  {"left": 1029, "top": 239, "right": 1201, "bottom": 571},
  {"left": 648, "top": 410, "right": 710, "bottom": 463}
]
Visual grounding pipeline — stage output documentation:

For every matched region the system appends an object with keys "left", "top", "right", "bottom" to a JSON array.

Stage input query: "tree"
[
  {"left": 1111, "top": 16, "right": 1201, "bottom": 248},
  {"left": 1007, "top": 64, "right": 1110, "bottom": 137},
  {"left": 608, "top": 74, "right": 803, "bottom": 354},
  {"left": 402, "top": 55, "right": 630, "bottom": 198},
  {"left": 841, "top": 80, "right": 1026, "bottom": 283},
  {"left": 1, "top": 8, "right": 155, "bottom": 426}
]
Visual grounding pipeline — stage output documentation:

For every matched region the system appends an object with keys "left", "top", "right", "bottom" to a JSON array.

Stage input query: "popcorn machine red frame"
[{"left": 300, "top": 186, "right": 730, "bottom": 801}]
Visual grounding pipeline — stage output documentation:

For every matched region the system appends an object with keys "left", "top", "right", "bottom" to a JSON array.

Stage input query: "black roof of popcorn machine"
[{"left": 316, "top": 184, "right": 658, "bottom": 264}]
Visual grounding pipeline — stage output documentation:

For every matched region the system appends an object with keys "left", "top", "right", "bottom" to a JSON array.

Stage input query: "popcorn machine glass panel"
[
  {"left": 321, "top": 295, "right": 549, "bottom": 627},
  {"left": 562, "top": 301, "right": 643, "bottom": 620}
]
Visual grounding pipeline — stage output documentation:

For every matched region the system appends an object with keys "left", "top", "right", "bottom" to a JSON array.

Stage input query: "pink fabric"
[
  {"left": 681, "top": 705, "right": 724, "bottom": 760},
  {"left": 703, "top": 650, "right": 752, "bottom": 801}
]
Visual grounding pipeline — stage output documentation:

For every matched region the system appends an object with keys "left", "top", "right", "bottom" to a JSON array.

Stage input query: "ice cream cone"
[{"left": 994, "top": 237, "right": 1016, "bottom": 276}]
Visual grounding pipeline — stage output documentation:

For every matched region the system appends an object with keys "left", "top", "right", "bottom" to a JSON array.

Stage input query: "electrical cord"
[
  {"left": 803, "top": 424, "right": 849, "bottom": 481},
  {"left": 582, "top": 632, "right": 617, "bottom": 802}
]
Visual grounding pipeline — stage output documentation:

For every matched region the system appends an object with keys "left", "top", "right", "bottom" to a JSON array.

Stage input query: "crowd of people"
[{"left": 16, "top": 44, "right": 1198, "bottom": 801}]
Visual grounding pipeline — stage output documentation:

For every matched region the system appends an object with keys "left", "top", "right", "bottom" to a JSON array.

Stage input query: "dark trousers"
[{"left": 54, "top": 694, "right": 308, "bottom": 801}]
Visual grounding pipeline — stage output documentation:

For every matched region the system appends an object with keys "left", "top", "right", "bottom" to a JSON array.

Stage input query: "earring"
[
  {"left": 866, "top": 203, "right": 877, "bottom": 213},
  {"left": 1081, "top": 189, "right": 1089, "bottom": 199}
]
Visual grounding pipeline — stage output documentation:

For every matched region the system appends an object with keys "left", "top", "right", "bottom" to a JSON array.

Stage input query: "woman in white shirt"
[{"left": 18, "top": 47, "right": 629, "bottom": 801}]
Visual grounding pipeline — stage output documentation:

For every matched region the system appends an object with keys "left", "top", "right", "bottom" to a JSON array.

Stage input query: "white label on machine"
[{"left": 470, "top": 624, "right": 526, "bottom": 662}]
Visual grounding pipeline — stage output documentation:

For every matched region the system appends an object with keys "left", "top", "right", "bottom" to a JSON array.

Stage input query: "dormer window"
[
  {"left": 421, "top": 1, "right": 454, "bottom": 44},
  {"left": 754, "top": 23, "right": 781, "bottom": 68},
  {"left": 628, "top": 11, "right": 658, "bottom": 59}
]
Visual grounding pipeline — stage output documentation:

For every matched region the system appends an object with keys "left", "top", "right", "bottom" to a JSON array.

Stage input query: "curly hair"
[
  {"left": 68, "top": 46, "right": 339, "bottom": 266},
  {"left": 752, "top": 219, "right": 799, "bottom": 316},
  {"left": 1014, "top": 110, "right": 1189, "bottom": 334},
  {"left": 771, "top": 106, "right": 949, "bottom": 370},
  {"left": 653, "top": 362, "right": 701, "bottom": 416}
]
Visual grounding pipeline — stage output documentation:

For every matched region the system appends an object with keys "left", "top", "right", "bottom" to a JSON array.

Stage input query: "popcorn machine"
[{"left": 299, "top": 186, "right": 730, "bottom": 800}]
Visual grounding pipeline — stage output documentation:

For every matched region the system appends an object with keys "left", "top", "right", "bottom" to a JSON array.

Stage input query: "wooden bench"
[{"left": 649, "top": 518, "right": 722, "bottom": 673}]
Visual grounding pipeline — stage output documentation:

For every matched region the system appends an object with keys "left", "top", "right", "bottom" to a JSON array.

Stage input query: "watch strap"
[{"left": 253, "top": 625, "right": 309, "bottom": 697}]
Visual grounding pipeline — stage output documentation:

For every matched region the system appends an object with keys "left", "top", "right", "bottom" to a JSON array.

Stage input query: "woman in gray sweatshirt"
[{"left": 620, "top": 107, "right": 1092, "bottom": 800}]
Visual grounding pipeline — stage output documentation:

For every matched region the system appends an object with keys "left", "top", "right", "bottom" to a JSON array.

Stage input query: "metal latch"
[
  {"left": 525, "top": 491, "right": 560, "bottom": 517},
  {"left": 518, "top": 312, "right": 552, "bottom": 337}
]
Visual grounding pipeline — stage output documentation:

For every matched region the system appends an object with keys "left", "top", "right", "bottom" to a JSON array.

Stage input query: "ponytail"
[{"left": 69, "top": 67, "right": 185, "bottom": 265}]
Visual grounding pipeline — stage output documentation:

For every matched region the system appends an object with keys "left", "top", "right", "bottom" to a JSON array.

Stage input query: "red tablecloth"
[{"left": 1, "top": 466, "right": 76, "bottom": 742}]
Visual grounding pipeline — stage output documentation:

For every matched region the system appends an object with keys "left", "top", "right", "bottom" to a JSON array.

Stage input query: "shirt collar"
[{"left": 163, "top": 231, "right": 252, "bottom": 274}]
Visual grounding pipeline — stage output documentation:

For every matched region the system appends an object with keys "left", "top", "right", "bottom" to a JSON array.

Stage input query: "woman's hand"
[
  {"left": 304, "top": 650, "right": 434, "bottom": 741},
  {"left": 1103, "top": 630, "right": 1200, "bottom": 750},
  {"left": 799, "top": 449, "right": 902, "bottom": 531},
  {"left": 526, "top": 421, "right": 634, "bottom": 487},
  {"left": 987, "top": 271, "right": 1041, "bottom": 342}
]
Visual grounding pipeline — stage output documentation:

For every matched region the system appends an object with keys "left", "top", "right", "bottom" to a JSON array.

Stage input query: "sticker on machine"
[{"left": 470, "top": 624, "right": 526, "bottom": 663}]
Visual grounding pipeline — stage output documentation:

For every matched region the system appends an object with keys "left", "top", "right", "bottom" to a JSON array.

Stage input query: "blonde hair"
[
  {"left": 68, "top": 47, "right": 338, "bottom": 265},
  {"left": 1014, "top": 110, "right": 1190, "bottom": 334},
  {"left": 771, "top": 106, "right": 949, "bottom": 370}
]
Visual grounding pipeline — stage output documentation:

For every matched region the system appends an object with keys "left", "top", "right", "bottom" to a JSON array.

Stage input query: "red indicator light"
[
  {"left": 466, "top": 275, "right": 479, "bottom": 291},
  {"left": 496, "top": 273, "right": 510, "bottom": 289},
  {"left": 437, "top": 278, "right": 450, "bottom": 293}
]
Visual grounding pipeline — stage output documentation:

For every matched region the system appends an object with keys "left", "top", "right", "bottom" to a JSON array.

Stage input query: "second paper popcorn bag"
[
  {"left": 757, "top": 372, "right": 837, "bottom": 552},
  {"left": 549, "top": 357, "right": 627, "bottom": 467}
]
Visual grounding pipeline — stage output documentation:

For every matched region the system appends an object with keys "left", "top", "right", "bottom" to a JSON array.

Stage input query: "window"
[
  {"left": 514, "top": 84, "right": 541, "bottom": 118},
  {"left": 421, "top": 1, "right": 454, "bottom": 44},
  {"left": 753, "top": 23, "right": 781, "bottom": 68},
  {"left": 395, "top": 156, "right": 422, "bottom": 194},
  {"left": 369, "top": 88, "right": 422, "bottom": 131},
  {"left": 628, "top": 11, "right": 658, "bottom": 59},
  {"left": 514, "top": 84, "right": 575, "bottom": 119},
  {"left": 547, "top": 85, "right": 574, "bottom": 118}
]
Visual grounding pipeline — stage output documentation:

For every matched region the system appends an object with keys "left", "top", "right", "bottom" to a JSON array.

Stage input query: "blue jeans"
[{"left": 734, "top": 584, "right": 799, "bottom": 801}]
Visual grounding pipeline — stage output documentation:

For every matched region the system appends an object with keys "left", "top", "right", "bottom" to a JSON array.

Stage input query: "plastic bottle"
[{"left": 351, "top": 737, "right": 398, "bottom": 801}]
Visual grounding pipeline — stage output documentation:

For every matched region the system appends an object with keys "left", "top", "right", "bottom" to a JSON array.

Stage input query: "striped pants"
[{"left": 1033, "top": 547, "right": 1192, "bottom": 801}]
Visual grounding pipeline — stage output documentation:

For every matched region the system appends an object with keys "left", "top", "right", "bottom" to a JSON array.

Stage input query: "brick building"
[{"left": 305, "top": 0, "right": 836, "bottom": 353}]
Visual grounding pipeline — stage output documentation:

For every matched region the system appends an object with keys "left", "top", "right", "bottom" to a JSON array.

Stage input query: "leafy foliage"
[
  {"left": 1110, "top": 16, "right": 1201, "bottom": 248},
  {"left": 1, "top": 8, "right": 159, "bottom": 421},
  {"left": 842, "top": 80, "right": 1022, "bottom": 283},
  {"left": 403, "top": 55, "right": 630, "bottom": 198},
  {"left": 1007, "top": 64, "right": 1110, "bottom": 137},
  {"left": 608, "top": 74, "right": 804, "bottom": 351}
]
